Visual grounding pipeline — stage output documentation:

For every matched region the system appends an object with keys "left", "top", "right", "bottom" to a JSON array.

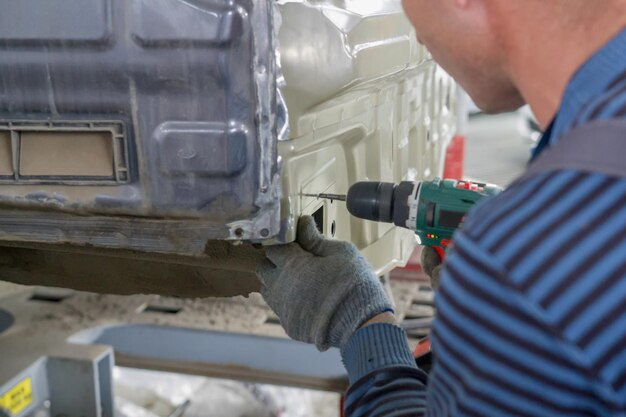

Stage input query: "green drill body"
[{"left": 412, "top": 179, "right": 502, "bottom": 248}]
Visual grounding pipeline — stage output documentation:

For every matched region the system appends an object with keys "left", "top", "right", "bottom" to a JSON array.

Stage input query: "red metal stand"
[{"left": 443, "top": 134, "right": 466, "bottom": 180}]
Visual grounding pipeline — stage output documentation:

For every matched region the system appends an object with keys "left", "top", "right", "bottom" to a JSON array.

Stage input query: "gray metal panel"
[
  {"left": 132, "top": 0, "right": 244, "bottom": 45},
  {"left": 70, "top": 324, "right": 348, "bottom": 391},
  {"left": 0, "top": 360, "right": 50, "bottom": 417},
  {"left": 0, "top": 0, "right": 281, "bottom": 247},
  {"left": 96, "top": 355, "right": 115, "bottom": 417},
  {"left": 47, "top": 354, "right": 114, "bottom": 417},
  {"left": 155, "top": 122, "right": 248, "bottom": 177},
  {"left": 0, "top": 0, "right": 111, "bottom": 44}
]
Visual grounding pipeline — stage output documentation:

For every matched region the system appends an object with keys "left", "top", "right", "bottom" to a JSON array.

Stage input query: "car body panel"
[{"left": 0, "top": 0, "right": 456, "bottom": 296}]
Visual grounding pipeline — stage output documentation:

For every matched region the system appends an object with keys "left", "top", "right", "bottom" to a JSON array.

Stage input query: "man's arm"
[
  {"left": 256, "top": 217, "right": 429, "bottom": 416},
  {"left": 342, "top": 322, "right": 428, "bottom": 417}
]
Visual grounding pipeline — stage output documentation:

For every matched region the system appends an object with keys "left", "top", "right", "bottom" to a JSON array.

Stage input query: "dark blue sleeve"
[{"left": 342, "top": 323, "right": 428, "bottom": 417}]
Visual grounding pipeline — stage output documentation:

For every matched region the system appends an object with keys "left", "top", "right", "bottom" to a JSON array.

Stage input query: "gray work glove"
[
  {"left": 420, "top": 247, "right": 443, "bottom": 290},
  {"left": 257, "top": 216, "right": 393, "bottom": 352}
]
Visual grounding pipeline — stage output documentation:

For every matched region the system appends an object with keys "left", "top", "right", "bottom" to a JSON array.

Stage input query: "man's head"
[
  {"left": 402, "top": 0, "right": 626, "bottom": 125},
  {"left": 402, "top": 0, "right": 523, "bottom": 113}
]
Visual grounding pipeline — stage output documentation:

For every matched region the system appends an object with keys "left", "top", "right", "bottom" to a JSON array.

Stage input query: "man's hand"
[
  {"left": 420, "top": 246, "right": 443, "bottom": 290},
  {"left": 256, "top": 216, "right": 393, "bottom": 352}
]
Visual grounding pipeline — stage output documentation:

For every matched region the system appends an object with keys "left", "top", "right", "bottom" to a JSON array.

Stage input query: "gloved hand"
[
  {"left": 257, "top": 216, "right": 393, "bottom": 352},
  {"left": 420, "top": 247, "right": 443, "bottom": 290}
]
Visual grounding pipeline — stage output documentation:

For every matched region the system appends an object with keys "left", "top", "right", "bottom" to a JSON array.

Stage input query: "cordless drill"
[{"left": 306, "top": 178, "right": 502, "bottom": 250}]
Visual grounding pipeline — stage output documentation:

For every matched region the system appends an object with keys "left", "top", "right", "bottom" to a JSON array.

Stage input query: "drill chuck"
[{"left": 346, "top": 181, "right": 416, "bottom": 227}]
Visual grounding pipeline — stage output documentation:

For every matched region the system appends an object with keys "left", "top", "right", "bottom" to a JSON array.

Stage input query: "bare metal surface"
[
  {"left": 114, "top": 354, "right": 347, "bottom": 393},
  {"left": 302, "top": 194, "right": 347, "bottom": 202},
  {"left": 0, "top": 0, "right": 282, "bottom": 245}
]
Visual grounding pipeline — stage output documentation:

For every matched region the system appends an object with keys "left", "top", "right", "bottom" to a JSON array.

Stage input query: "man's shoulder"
[
  {"left": 466, "top": 170, "right": 626, "bottom": 270},
  {"left": 436, "top": 169, "right": 626, "bottom": 410},
  {"left": 451, "top": 169, "right": 626, "bottom": 396},
  {"left": 462, "top": 168, "right": 626, "bottom": 319}
]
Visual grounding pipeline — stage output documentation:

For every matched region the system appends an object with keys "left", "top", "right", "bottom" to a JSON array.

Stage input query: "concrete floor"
[{"left": 0, "top": 279, "right": 430, "bottom": 417}]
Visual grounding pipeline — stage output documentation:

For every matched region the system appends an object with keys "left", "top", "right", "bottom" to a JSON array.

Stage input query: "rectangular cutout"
[
  {"left": 403, "top": 314, "right": 430, "bottom": 321},
  {"left": 0, "top": 132, "right": 12, "bottom": 175},
  {"left": 412, "top": 299, "right": 435, "bottom": 307},
  {"left": 141, "top": 304, "right": 182, "bottom": 315},
  {"left": 29, "top": 292, "right": 72, "bottom": 303},
  {"left": 20, "top": 131, "right": 114, "bottom": 177}
]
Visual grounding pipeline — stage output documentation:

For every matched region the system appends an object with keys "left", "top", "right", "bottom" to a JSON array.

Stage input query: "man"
[{"left": 257, "top": 1, "right": 626, "bottom": 415}]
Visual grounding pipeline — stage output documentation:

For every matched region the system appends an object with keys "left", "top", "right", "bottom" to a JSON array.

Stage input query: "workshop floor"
[{"left": 0, "top": 281, "right": 430, "bottom": 417}]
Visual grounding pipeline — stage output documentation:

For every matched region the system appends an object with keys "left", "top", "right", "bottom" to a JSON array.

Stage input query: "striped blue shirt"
[{"left": 342, "top": 28, "right": 626, "bottom": 417}]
